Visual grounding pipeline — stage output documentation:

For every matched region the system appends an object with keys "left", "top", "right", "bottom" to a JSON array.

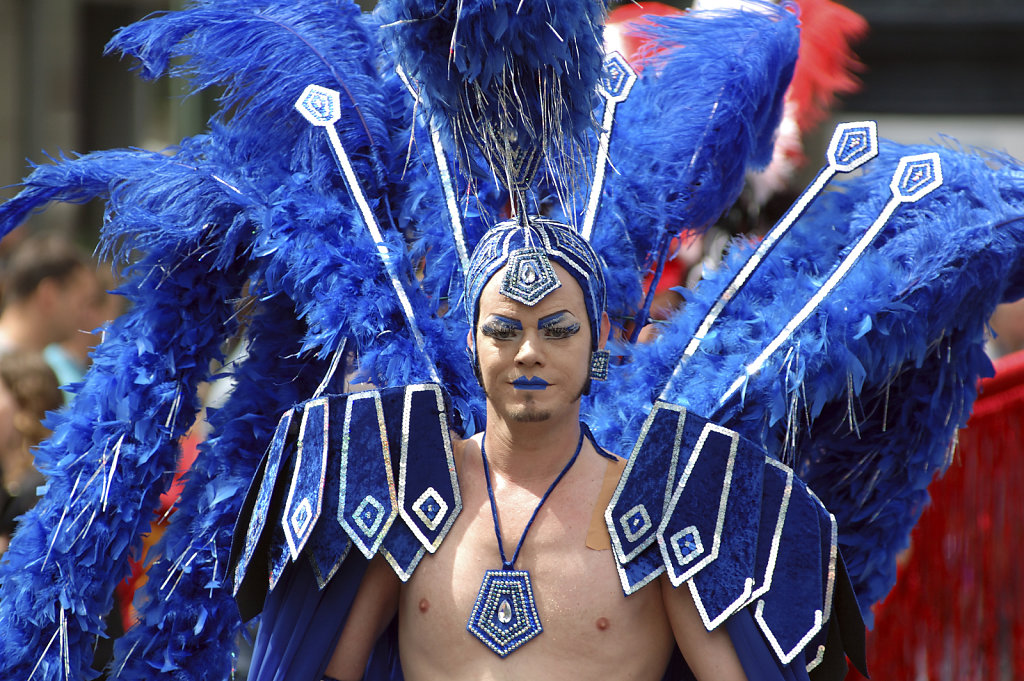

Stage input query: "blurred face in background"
[{"left": 0, "top": 378, "right": 18, "bottom": 455}]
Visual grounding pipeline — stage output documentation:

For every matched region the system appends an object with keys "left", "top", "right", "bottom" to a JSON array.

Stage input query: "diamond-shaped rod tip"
[
  {"left": 825, "top": 121, "right": 879, "bottom": 173},
  {"left": 890, "top": 152, "right": 943, "bottom": 203},
  {"left": 598, "top": 52, "right": 638, "bottom": 103},
  {"left": 295, "top": 84, "right": 342, "bottom": 126}
]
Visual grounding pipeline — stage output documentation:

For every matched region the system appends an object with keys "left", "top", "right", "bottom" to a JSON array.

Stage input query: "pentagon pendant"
[
  {"left": 500, "top": 248, "right": 560, "bottom": 306},
  {"left": 467, "top": 569, "right": 543, "bottom": 657}
]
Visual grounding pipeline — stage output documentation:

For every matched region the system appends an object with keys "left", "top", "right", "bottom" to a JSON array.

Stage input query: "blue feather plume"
[
  {"left": 0, "top": 247, "right": 244, "bottom": 679},
  {"left": 111, "top": 298, "right": 325, "bottom": 681},
  {"left": 109, "top": 0, "right": 392, "bottom": 184},
  {"left": 583, "top": 0, "right": 799, "bottom": 323},
  {"left": 377, "top": 0, "right": 606, "bottom": 191}
]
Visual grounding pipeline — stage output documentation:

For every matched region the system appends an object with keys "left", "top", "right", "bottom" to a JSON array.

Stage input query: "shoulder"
[
  {"left": 585, "top": 447, "right": 626, "bottom": 551},
  {"left": 450, "top": 430, "right": 480, "bottom": 476}
]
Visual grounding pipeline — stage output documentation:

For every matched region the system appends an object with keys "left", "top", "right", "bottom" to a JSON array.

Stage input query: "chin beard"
[
  {"left": 486, "top": 390, "right": 553, "bottom": 423},
  {"left": 482, "top": 377, "right": 586, "bottom": 424},
  {"left": 508, "top": 406, "right": 552, "bottom": 423}
]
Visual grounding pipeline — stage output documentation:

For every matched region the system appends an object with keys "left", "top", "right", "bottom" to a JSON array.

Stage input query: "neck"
[{"left": 482, "top": 408, "right": 583, "bottom": 483}]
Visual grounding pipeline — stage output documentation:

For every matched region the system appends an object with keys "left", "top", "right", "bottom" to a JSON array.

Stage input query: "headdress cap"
[{"left": 465, "top": 217, "right": 606, "bottom": 349}]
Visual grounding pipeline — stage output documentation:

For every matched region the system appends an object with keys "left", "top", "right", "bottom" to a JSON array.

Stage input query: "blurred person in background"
[
  {"left": 0, "top": 236, "right": 99, "bottom": 360},
  {"left": 44, "top": 264, "right": 125, "bottom": 396},
  {"left": 986, "top": 298, "right": 1024, "bottom": 359},
  {"left": 0, "top": 350, "right": 62, "bottom": 554}
]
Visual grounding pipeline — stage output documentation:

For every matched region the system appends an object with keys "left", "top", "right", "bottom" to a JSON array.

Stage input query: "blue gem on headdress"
[{"left": 500, "top": 248, "right": 560, "bottom": 306}]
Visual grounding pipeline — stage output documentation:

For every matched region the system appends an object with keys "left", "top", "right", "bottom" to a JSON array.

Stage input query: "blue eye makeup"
[
  {"left": 481, "top": 315, "right": 522, "bottom": 340},
  {"left": 538, "top": 311, "right": 580, "bottom": 339}
]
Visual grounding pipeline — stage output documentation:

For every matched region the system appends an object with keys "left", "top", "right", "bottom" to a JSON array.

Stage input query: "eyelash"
[
  {"left": 481, "top": 319, "right": 580, "bottom": 340},
  {"left": 482, "top": 321, "right": 519, "bottom": 340},
  {"left": 542, "top": 322, "right": 580, "bottom": 339}
]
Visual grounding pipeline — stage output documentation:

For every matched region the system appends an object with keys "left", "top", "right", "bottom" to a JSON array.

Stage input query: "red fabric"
[
  {"left": 607, "top": 2, "right": 684, "bottom": 67},
  {"left": 608, "top": 0, "right": 680, "bottom": 23},
  {"left": 116, "top": 431, "right": 201, "bottom": 631},
  {"left": 787, "top": 0, "right": 868, "bottom": 134},
  {"left": 846, "top": 350, "right": 1024, "bottom": 680},
  {"left": 159, "top": 429, "right": 200, "bottom": 514}
]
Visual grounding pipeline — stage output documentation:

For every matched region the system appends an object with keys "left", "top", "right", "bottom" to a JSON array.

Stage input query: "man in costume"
[
  {"left": 3, "top": 3, "right": 1024, "bottom": 681},
  {"left": 321, "top": 219, "right": 749, "bottom": 680}
]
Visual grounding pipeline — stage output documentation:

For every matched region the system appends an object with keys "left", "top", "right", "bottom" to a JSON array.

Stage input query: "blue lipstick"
[{"left": 512, "top": 376, "right": 549, "bottom": 390}]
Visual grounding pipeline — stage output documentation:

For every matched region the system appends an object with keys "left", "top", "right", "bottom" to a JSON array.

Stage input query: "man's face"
[{"left": 474, "top": 262, "right": 593, "bottom": 424}]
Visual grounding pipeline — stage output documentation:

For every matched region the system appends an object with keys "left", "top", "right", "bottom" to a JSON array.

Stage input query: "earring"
[{"left": 589, "top": 349, "right": 610, "bottom": 381}]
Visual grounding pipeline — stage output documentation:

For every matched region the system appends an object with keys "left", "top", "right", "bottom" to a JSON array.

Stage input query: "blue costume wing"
[{"left": 590, "top": 131, "right": 1024, "bottom": 675}]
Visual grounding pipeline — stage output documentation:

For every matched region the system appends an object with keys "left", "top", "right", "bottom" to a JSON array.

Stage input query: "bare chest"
[{"left": 397, "top": 465, "right": 674, "bottom": 680}]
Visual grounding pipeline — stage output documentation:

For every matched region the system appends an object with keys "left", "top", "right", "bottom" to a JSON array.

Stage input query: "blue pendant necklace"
[{"left": 466, "top": 425, "right": 585, "bottom": 657}]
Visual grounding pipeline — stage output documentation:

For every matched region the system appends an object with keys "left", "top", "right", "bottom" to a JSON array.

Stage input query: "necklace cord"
[{"left": 481, "top": 424, "right": 586, "bottom": 570}]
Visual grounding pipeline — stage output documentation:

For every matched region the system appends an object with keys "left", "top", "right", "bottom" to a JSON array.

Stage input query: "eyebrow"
[{"left": 538, "top": 311, "right": 576, "bottom": 329}]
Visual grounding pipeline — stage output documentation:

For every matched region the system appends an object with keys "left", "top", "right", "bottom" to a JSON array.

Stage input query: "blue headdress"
[{"left": 464, "top": 216, "right": 607, "bottom": 350}]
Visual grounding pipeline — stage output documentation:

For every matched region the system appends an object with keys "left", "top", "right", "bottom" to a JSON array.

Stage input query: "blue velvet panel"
[
  {"left": 606, "top": 402, "right": 690, "bottom": 572},
  {"left": 802, "top": 497, "right": 839, "bottom": 672},
  {"left": 230, "top": 407, "right": 298, "bottom": 621},
  {"left": 604, "top": 404, "right": 843, "bottom": 668},
  {"left": 659, "top": 422, "right": 738, "bottom": 584},
  {"left": 337, "top": 390, "right": 398, "bottom": 559},
  {"left": 753, "top": 476, "right": 824, "bottom": 664},
  {"left": 306, "top": 396, "right": 353, "bottom": 589},
  {"left": 725, "top": 607, "right": 811, "bottom": 681},
  {"left": 283, "top": 397, "right": 330, "bottom": 559},
  {"left": 236, "top": 383, "right": 463, "bottom": 608},
  {"left": 750, "top": 460, "right": 792, "bottom": 602},
  {"left": 269, "top": 483, "right": 293, "bottom": 591},
  {"left": 395, "top": 384, "right": 460, "bottom": 552},
  {"left": 616, "top": 543, "right": 667, "bottom": 593},
  {"left": 379, "top": 518, "right": 427, "bottom": 582},
  {"left": 686, "top": 425, "right": 765, "bottom": 628}
]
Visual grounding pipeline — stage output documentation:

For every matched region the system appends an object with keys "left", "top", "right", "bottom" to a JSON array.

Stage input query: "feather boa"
[
  {"left": 0, "top": 218, "right": 244, "bottom": 678},
  {"left": 111, "top": 298, "right": 324, "bottom": 681}
]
